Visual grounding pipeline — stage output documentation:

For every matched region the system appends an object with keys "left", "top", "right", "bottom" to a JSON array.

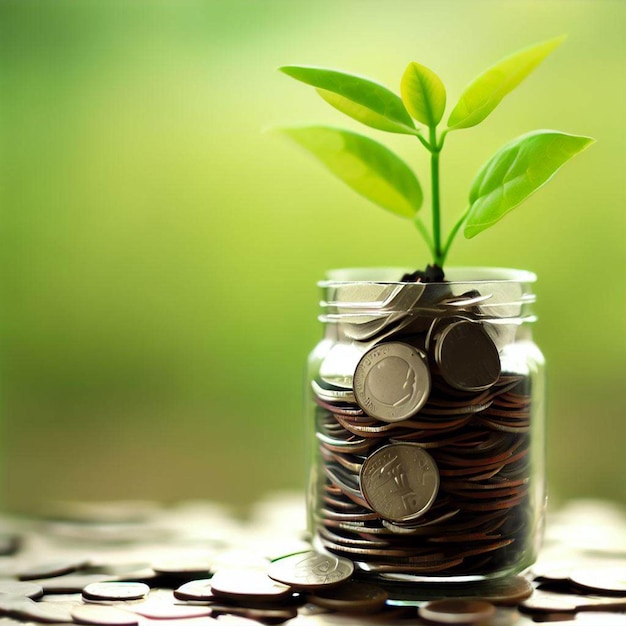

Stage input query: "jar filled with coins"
[{"left": 306, "top": 267, "right": 546, "bottom": 582}]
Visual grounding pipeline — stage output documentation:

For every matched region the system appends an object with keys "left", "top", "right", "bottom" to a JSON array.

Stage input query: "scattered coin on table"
[
  {"left": 268, "top": 551, "right": 354, "bottom": 590},
  {"left": 72, "top": 604, "right": 140, "bottom": 626},
  {"left": 569, "top": 566, "right": 626, "bottom": 594},
  {"left": 83, "top": 582, "right": 150, "bottom": 601},
  {"left": 18, "top": 559, "right": 91, "bottom": 582},
  {"left": 0, "top": 496, "right": 621, "bottom": 625},
  {"left": 0, "top": 581, "right": 44, "bottom": 599},
  {"left": 306, "top": 580, "right": 388, "bottom": 613},
  {"left": 418, "top": 598, "right": 497, "bottom": 624},
  {"left": 210, "top": 569, "right": 293, "bottom": 602}
]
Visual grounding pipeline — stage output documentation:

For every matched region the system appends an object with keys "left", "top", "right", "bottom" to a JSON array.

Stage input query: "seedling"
[{"left": 279, "top": 36, "right": 594, "bottom": 271}]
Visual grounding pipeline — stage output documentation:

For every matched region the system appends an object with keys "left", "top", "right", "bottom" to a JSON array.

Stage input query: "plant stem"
[
  {"left": 429, "top": 126, "right": 443, "bottom": 266},
  {"left": 441, "top": 205, "right": 471, "bottom": 266},
  {"left": 414, "top": 131, "right": 432, "bottom": 151}
]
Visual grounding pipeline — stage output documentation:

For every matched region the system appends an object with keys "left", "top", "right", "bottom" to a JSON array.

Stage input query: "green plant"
[{"left": 279, "top": 37, "right": 594, "bottom": 270}]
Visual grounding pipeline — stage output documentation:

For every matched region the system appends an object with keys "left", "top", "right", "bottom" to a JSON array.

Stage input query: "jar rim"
[{"left": 320, "top": 267, "right": 537, "bottom": 286}]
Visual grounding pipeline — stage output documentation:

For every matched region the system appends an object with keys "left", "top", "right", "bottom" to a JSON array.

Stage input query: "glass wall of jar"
[{"left": 305, "top": 267, "right": 546, "bottom": 582}]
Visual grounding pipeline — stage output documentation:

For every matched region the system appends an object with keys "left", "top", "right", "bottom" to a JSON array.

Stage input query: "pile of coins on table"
[
  {"left": 310, "top": 280, "right": 540, "bottom": 578},
  {"left": 0, "top": 498, "right": 624, "bottom": 626}
]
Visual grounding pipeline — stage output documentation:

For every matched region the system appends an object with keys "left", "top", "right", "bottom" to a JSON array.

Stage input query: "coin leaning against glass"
[
  {"left": 359, "top": 443, "right": 440, "bottom": 523},
  {"left": 434, "top": 320, "right": 501, "bottom": 392},
  {"left": 353, "top": 342, "right": 430, "bottom": 422}
]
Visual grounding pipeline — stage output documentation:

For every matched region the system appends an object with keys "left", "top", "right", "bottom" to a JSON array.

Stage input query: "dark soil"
[{"left": 401, "top": 265, "right": 445, "bottom": 283}]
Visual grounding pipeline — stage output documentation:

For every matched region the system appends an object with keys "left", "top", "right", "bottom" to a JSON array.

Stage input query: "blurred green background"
[{"left": 0, "top": 0, "right": 624, "bottom": 514}]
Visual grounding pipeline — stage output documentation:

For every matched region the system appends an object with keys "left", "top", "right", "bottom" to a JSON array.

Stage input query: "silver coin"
[
  {"left": 151, "top": 559, "right": 212, "bottom": 576},
  {"left": 83, "top": 582, "right": 150, "bottom": 601},
  {"left": 353, "top": 342, "right": 430, "bottom": 422},
  {"left": 311, "top": 380, "right": 356, "bottom": 404},
  {"left": 267, "top": 550, "right": 353, "bottom": 589},
  {"left": 359, "top": 443, "right": 439, "bottom": 523},
  {"left": 319, "top": 342, "right": 365, "bottom": 389},
  {"left": 434, "top": 320, "right": 500, "bottom": 391}
]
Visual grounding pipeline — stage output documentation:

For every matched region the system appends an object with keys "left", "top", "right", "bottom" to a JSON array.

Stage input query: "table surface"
[{"left": 1, "top": 494, "right": 625, "bottom": 626}]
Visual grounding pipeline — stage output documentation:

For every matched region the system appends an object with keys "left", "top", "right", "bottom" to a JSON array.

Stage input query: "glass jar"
[{"left": 306, "top": 267, "right": 546, "bottom": 582}]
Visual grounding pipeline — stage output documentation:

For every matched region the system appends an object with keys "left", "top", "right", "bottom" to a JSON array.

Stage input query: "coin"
[
  {"left": 307, "top": 580, "right": 388, "bottom": 613},
  {"left": 418, "top": 598, "right": 497, "bottom": 624},
  {"left": 434, "top": 320, "right": 501, "bottom": 391},
  {"left": 173, "top": 579, "right": 215, "bottom": 601},
  {"left": 570, "top": 566, "right": 626, "bottom": 594},
  {"left": 18, "top": 558, "right": 91, "bottom": 581},
  {"left": 0, "top": 596, "right": 76, "bottom": 623},
  {"left": 311, "top": 380, "right": 356, "bottom": 404},
  {"left": 267, "top": 551, "right": 353, "bottom": 590},
  {"left": 207, "top": 603, "right": 298, "bottom": 622},
  {"left": 151, "top": 559, "right": 212, "bottom": 576},
  {"left": 319, "top": 342, "right": 365, "bottom": 389},
  {"left": 353, "top": 343, "right": 430, "bottom": 422},
  {"left": 519, "top": 591, "right": 626, "bottom": 614},
  {"left": 26, "top": 574, "right": 112, "bottom": 594},
  {"left": 83, "top": 582, "right": 150, "bottom": 601},
  {"left": 0, "top": 581, "right": 44, "bottom": 599},
  {"left": 131, "top": 600, "right": 213, "bottom": 619},
  {"left": 209, "top": 568, "right": 293, "bottom": 602},
  {"left": 72, "top": 604, "right": 140, "bottom": 626},
  {"left": 359, "top": 443, "right": 439, "bottom": 522}
]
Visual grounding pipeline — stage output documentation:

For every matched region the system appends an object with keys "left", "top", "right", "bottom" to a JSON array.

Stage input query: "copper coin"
[
  {"left": 173, "top": 579, "right": 215, "bottom": 601},
  {"left": 131, "top": 601, "right": 213, "bottom": 619},
  {"left": 307, "top": 580, "right": 388, "bottom": 613},
  {"left": 419, "top": 598, "right": 496, "bottom": 624},
  {"left": 209, "top": 568, "right": 292, "bottom": 601},
  {"left": 207, "top": 603, "right": 298, "bottom": 622},
  {"left": 72, "top": 604, "right": 140, "bottom": 626},
  {"left": 570, "top": 566, "right": 626, "bottom": 594}
]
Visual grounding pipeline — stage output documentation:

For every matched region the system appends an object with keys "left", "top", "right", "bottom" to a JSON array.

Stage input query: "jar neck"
[{"left": 318, "top": 267, "right": 537, "bottom": 344}]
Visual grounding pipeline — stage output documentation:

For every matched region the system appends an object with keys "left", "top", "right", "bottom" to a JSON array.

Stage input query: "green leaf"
[
  {"left": 279, "top": 65, "right": 417, "bottom": 135},
  {"left": 400, "top": 62, "right": 446, "bottom": 127},
  {"left": 447, "top": 36, "right": 566, "bottom": 130},
  {"left": 280, "top": 125, "right": 423, "bottom": 218},
  {"left": 464, "top": 130, "right": 594, "bottom": 238}
]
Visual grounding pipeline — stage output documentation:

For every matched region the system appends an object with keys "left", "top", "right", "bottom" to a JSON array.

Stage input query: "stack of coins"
[{"left": 310, "top": 284, "right": 538, "bottom": 579}]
